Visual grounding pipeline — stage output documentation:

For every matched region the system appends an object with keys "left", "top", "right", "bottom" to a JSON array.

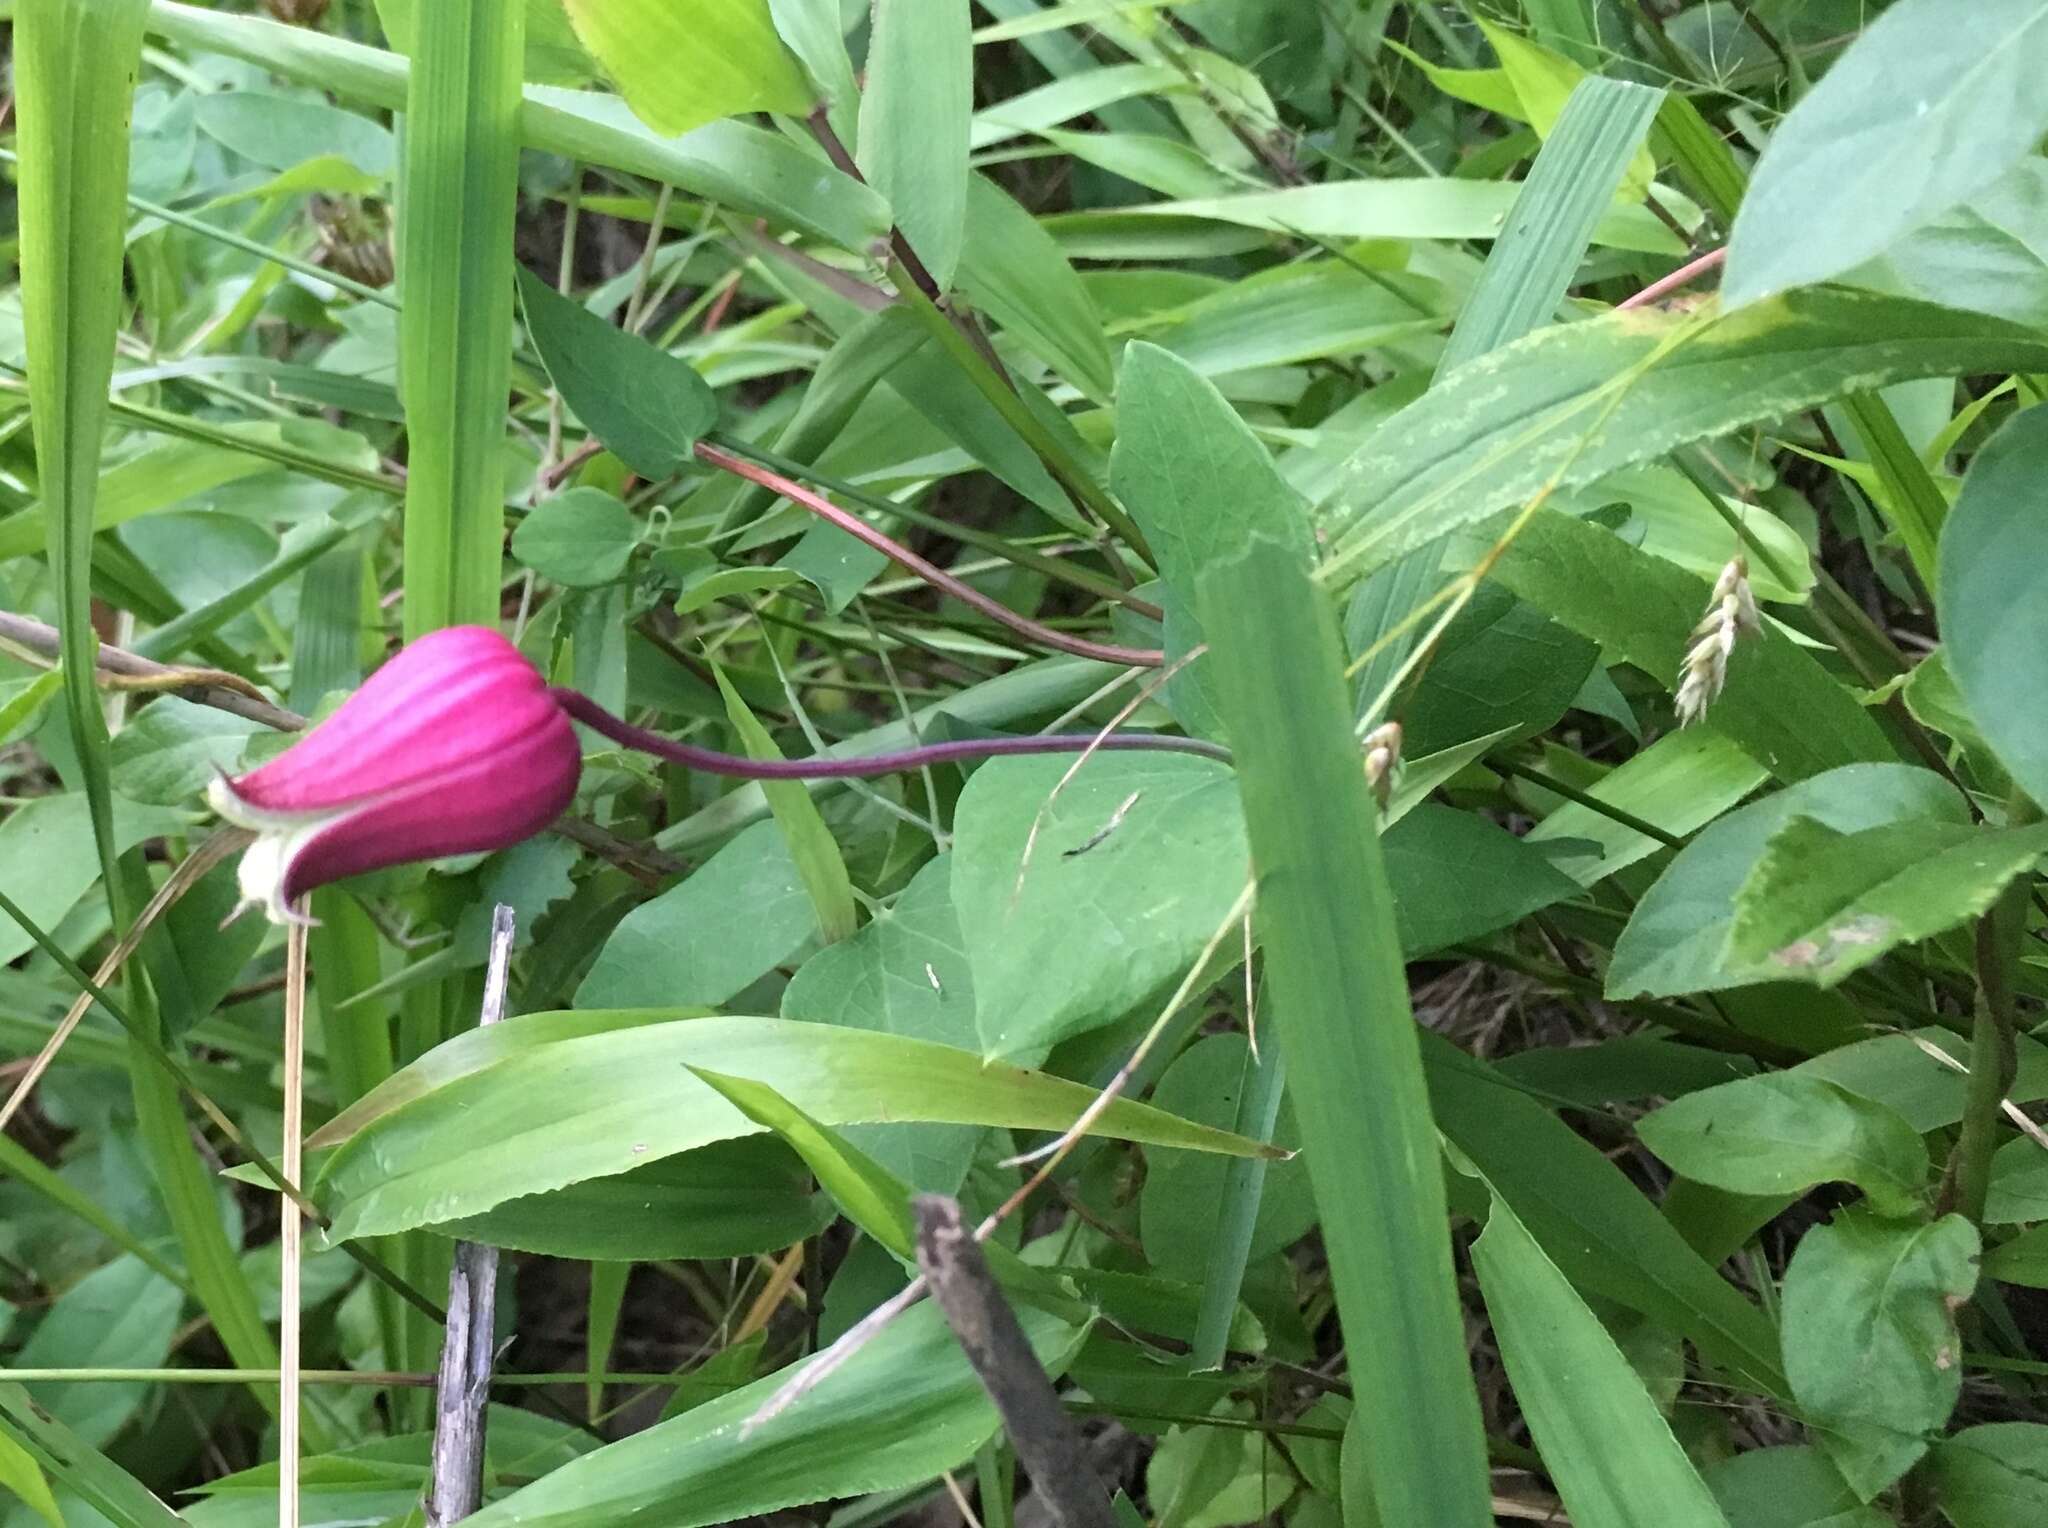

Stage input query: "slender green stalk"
[
  {"left": 15, "top": 0, "right": 147, "bottom": 884},
  {"left": 1941, "top": 793, "right": 2039, "bottom": 1223},
  {"left": 1352, "top": 79, "right": 1658, "bottom": 727}
]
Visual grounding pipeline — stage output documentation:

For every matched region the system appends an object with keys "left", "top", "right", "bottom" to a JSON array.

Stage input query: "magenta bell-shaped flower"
[{"left": 207, "top": 626, "right": 581, "bottom": 923}]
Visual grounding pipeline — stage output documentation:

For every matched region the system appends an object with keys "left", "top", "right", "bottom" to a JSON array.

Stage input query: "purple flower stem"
[
  {"left": 1616, "top": 245, "right": 1726, "bottom": 311},
  {"left": 551, "top": 688, "right": 1228, "bottom": 779},
  {"left": 694, "top": 441, "right": 1165, "bottom": 670}
]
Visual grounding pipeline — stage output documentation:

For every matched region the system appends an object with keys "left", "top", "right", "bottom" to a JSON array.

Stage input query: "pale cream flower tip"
[
  {"left": 1362, "top": 720, "right": 1403, "bottom": 810},
  {"left": 1676, "top": 559, "right": 1761, "bottom": 727}
]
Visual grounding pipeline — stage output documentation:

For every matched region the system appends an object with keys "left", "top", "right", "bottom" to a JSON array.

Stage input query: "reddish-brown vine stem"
[
  {"left": 693, "top": 440, "right": 1166, "bottom": 668},
  {"left": 1617, "top": 245, "right": 1727, "bottom": 311}
]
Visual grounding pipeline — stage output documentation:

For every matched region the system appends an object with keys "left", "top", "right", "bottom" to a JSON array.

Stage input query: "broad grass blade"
[
  {"left": 1195, "top": 535, "right": 1491, "bottom": 1526},
  {"left": 397, "top": 0, "right": 525, "bottom": 636}
]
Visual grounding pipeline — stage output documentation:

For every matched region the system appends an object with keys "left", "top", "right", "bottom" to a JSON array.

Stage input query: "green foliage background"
[{"left": 4, "top": 2, "right": 2048, "bottom": 1525}]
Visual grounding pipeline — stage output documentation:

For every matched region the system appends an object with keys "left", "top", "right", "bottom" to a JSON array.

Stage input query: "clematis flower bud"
[
  {"left": 210, "top": 627, "right": 1232, "bottom": 925},
  {"left": 207, "top": 626, "right": 581, "bottom": 923}
]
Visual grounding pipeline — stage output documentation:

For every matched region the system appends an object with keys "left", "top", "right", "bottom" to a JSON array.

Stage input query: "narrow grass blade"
[
  {"left": 15, "top": 0, "right": 285, "bottom": 1427},
  {"left": 289, "top": 538, "right": 373, "bottom": 713},
  {"left": 1472, "top": 1198, "right": 1732, "bottom": 1528},
  {"left": 1842, "top": 390, "right": 1947, "bottom": 588},
  {"left": 1322, "top": 291, "right": 2048, "bottom": 590},
  {"left": 397, "top": 0, "right": 524, "bottom": 636},
  {"left": 1195, "top": 535, "right": 1491, "bottom": 1527},
  {"left": 714, "top": 669, "right": 857, "bottom": 943},
  {"left": 858, "top": 0, "right": 972, "bottom": 288},
  {"left": 1355, "top": 77, "right": 1658, "bottom": 725},
  {"left": 0, "top": 1387, "right": 180, "bottom": 1528},
  {"left": 15, "top": 0, "right": 149, "bottom": 861},
  {"left": 1650, "top": 93, "right": 1746, "bottom": 228},
  {"left": 306, "top": 888, "right": 409, "bottom": 1417},
  {"left": 1437, "top": 78, "right": 1663, "bottom": 377},
  {"left": 586, "top": 1260, "right": 631, "bottom": 1423},
  {"left": 0, "top": 1419, "right": 61, "bottom": 1528},
  {"left": 1189, "top": 1015, "right": 1284, "bottom": 1371}
]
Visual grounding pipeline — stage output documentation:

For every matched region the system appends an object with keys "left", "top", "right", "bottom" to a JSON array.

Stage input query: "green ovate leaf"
[
  {"left": 1387, "top": 584, "right": 1594, "bottom": 754},
  {"left": 1380, "top": 803, "right": 1578, "bottom": 954},
  {"left": 1928, "top": 1423, "right": 2048, "bottom": 1527},
  {"left": 192, "top": 90, "right": 396, "bottom": 178},
  {"left": 1781, "top": 1211, "right": 1979, "bottom": 1501},
  {"left": 1986, "top": 1135, "right": 2048, "bottom": 1224},
  {"left": 1878, "top": 159, "right": 2048, "bottom": 331},
  {"left": 577, "top": 819, "right": 819, "bottom": 1010},
  {"left": 1723, "top": 0, "right": 2048, "bottom": 307},
  {"left": 107, "top": 698, "right": 264, "bottom": 805},
  {"left": 1638, "top": 1075, "right": 1930, "bottom": 1218},
  {"left": 781, "top": 856, "right": 986, "bottom": 1193},
  {"left": 1939, "top": 402, "right": 2048, "bottom": 809},
  {"left": 1481, "top": 510, "right": 1889, "bottom": 783},
  {"left": 1728, "top": 816, "right": 2048, "bottom": 986},
  {"left": 1472, "top": 1198, "right": 1731, "bottom": 1528},
  {"left": 949, "top": 752, "right": 1248, "bottom": 1061},
  {"left": 560, "top": 0, "right": 810, "bottom": 138},
  {"left": 15, "top": 1256, "right": 182, "bottom": 1448},
  {"left": 518, "top": 266, "right": 719, "bottom": 479},
  {"left": 1609, "top": 764, "right": 1963, "bottom": 1000},
  {"left": 1983, "top": 1224, "right": 2048, "bottom": 1288},
  {"left": 510, "top": 488, "right": 639, "bottom": 587},
  {"left": 1700, "top": 1447, "right": 1875, "bottom": 1528},
  {"left": 0, "top": 795, "right": 195, "bottom": 966}
]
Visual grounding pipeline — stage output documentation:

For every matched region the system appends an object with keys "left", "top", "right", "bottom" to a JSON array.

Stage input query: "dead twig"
[
  {"left": 423, "top": 904, "right": 515, "bottom": 1526},
  {"left": 0, "top": 609, "right": 304, "bottom": 730},
  {"left": 915, "top": 1194, "right": 1118, "bottom": 1528}
]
